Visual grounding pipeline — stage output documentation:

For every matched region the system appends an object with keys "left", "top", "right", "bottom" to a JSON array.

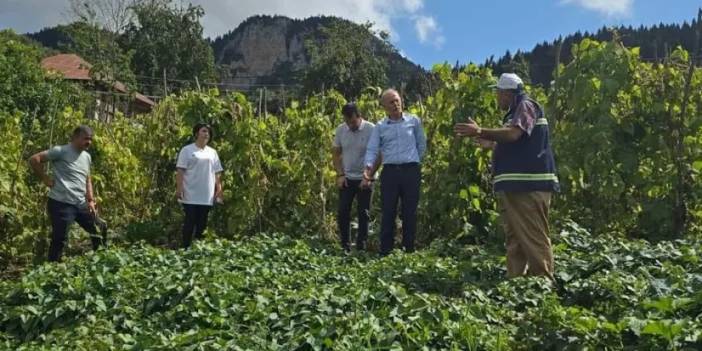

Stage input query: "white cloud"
[
  {"left": 398, "top": 49, "right": 416, "bottom": 63},
  {"left": 400, "top": 0, "right": 424, "bottom": 13},
  {"left": 0, "top": 0, "right": 443, "bottom": 48},
  {"left": 190, "top": 0, "right": 394, "bottom": 39},
  {"left": 190, "top": 0, "right": 440, "bottom": 46},
  {"left": 413, "top": 15, "right": 445, "bottom": 48},
  {"left": 561, "top": 0, "right": 634, "bottom": 17}
]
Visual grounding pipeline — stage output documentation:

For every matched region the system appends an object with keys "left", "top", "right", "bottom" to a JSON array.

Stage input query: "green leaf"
[
  {"left": 468, "top": 184, "right": 481, "bottom": 196},
  {"left": 471, "top": 198, "right": 481, "bottom": 209},
  {"left": 95, "top": 300, "right": 107, "bottom": 312},
  {"left": 25, "top": 306, "right": 39, "bottom": 315}
]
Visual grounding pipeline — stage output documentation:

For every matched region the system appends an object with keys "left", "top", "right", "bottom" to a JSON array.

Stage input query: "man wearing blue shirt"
[{"left": 363, "top": 89, "right": 427, "bottom": 255}]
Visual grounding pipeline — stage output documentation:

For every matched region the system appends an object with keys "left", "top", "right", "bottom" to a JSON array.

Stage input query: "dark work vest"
[{"left": 492, "top": 94, "right": 559, "bottom": 192}]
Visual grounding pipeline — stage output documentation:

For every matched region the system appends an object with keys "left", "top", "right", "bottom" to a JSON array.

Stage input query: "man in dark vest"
[{"left": 454, "top": 73, "right": 559, "bottom": 280}]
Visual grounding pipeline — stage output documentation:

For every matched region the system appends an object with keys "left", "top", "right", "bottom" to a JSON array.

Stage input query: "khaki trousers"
[{"left": 497, "top": 191, "right": 554, "bottom": 280}]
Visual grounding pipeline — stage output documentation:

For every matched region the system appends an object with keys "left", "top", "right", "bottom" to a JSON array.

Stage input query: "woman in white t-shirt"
[{"left": 176, "top": 123, "right": 224, "bottom": 248}]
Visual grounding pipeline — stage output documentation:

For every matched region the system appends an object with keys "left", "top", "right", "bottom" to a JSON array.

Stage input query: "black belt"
[{"left": 383, "top": 162, "right": 419, "bottom": 169}]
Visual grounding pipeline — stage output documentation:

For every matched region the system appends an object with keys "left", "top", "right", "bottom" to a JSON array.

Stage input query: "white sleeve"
[
  {"left": 176, "top": 146, "right": 189, "bottom": 169},
  {"left": 213, "top": 150, "right": 224, "bottom": 173},
  {"left": 333, "top": 127, "right": 341, "bottom": 148}
]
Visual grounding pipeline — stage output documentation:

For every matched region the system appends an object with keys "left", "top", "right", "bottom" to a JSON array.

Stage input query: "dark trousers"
[
  {"left": 182, "top": 204, "right": 212, "bottom": 248},
  {"left": 337, "top": 179, "right": 372, "bottom": 250},
  {"left": 379, "top": 163, "right": 421, "bottom": 255},
  {"left": 47, "top": 198, "right": 101, "bottom": 262}
]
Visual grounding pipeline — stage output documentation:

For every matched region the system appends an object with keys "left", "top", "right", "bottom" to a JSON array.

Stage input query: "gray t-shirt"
[
  {"left": 333, "top": 120, "right": 375, "bottom": 180},
  {"left": 47, "top": 144, "right": 91, "bottom": 206}
]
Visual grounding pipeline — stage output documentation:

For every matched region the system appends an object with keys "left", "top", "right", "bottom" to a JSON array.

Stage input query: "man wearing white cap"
[{"left": 454, "top": 73, "right": 559, "bottom": 280}]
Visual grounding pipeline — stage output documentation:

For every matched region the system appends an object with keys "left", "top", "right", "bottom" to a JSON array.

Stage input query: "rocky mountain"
[
  {"left": 25, "top": 13, "right": 702, "bottom": 95},
  {"left": 210, "top": 15, "right": 431, "bottom": 98},
  {"left": 26, "top": 15, "right": 433, "bottom": 100},
  {"left": 211, "top": 16, "right": 309, "bottom": 85}
]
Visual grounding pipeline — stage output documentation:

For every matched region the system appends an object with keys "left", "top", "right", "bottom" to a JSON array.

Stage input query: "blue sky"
[
  {"left": 1, "top": 0, "right": 701, "bottom": 68},
  {"left": 390, "top": 0, "right": 702, "bottom": 67}
]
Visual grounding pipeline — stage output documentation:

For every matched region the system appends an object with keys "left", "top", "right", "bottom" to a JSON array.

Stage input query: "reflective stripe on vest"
[
  {"left": 493, "top": 173, "right": 559, "bottom": 184},
  {"left": 535, "top": 118, "right": 548, "bottom": 126}
]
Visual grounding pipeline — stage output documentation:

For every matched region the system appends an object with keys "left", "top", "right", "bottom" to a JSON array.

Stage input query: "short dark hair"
[
  {"left": 192, "top": 122, "right": 213, "bottom": 139},
  {"left": 72, "top": 125, "right": 93, "bottom": 138},
  {"left": 341, "top": 102, "right": 360, "bottom": 119}
]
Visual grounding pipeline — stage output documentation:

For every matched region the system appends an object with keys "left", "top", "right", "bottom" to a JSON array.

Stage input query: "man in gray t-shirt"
[
  {"left": 29, "top": 125, "right": 102, "bottom": 262},
  {"left": 332, "top": 103, "right": 380, "bottom": 252}
]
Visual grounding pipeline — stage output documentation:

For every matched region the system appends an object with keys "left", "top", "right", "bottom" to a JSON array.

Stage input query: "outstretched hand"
[{"left": 453, "top": 118, "right": 481, "bottom": 138}]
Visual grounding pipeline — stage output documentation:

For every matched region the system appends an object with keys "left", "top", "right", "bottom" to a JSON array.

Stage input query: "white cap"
[{"left": 491, "top": 73, "right": 524, "bottom": 90}]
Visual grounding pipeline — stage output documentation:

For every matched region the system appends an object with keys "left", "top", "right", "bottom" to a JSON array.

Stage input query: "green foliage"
[
  {"left": 211, "top": 15, "right": 432, "bottom": 102},
  {"left": 487, "top": 21, "right": 702, "bottom": 88},
  {"left": 0, "top": 112, "right": 39, "bottom": 274},
  {"left": 2, "top": 225, "right": 702, "bottom": 349},
  {"left": 417, "top": 63, "right": 500, "bottom": 244},
  {"left": 60, "top": 22, "right": 136, "bottom": 88},
  {"left": 551, "top": 39, "right": 702, "bottom": 240},
  {"left": 122, "top": 1, "right": 215, "bottom": 94},
  {"left": 6, "top": 32, "right": 702, "bottom": 269},
  {"left": 0, "top": 30, "right": 75, "bottom": 120},
  {"left": 0, "top": 33, "right": 89, "bottom": 272},
  {"left": 7, "top": 20, "right": 702, "bottom": 349},
  {"left": 304, "top": 21, "right": 389, "bottom": 99},
  {"left": 30, "top": 1, "right": 214, "bottom": 96}
]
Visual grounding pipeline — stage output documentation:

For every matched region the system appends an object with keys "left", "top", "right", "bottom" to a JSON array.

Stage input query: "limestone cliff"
[{"left": 211, "top": 15, "right": 428, "bottom": 93}]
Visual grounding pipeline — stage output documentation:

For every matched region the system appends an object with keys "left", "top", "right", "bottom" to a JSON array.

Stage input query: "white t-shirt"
[{"left": 176, "top": 143, "right": 224, "bottom": 205}]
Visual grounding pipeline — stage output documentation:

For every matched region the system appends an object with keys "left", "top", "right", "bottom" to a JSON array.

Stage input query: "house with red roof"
[{"left": 41, "top": 53, "right": 155, "bottom": 118}]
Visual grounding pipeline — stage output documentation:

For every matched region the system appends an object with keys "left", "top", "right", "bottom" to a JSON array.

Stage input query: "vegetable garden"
[{"left": 3, "top": 29, "right": 702, "bottom": 349}]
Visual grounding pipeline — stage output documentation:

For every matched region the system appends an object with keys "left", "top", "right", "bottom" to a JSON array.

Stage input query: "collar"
[
  {"left": 193, "top": 143, "right": 208, "bottom": 151},
  {"left": 508, "top": 93, "right": 529, "bottom": 112},
  {"left": 386, "top": 114, "right": 407, "bottom": 124},
  {"left": 343, "top": 119, "right": 366, "bottom": 132}
]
